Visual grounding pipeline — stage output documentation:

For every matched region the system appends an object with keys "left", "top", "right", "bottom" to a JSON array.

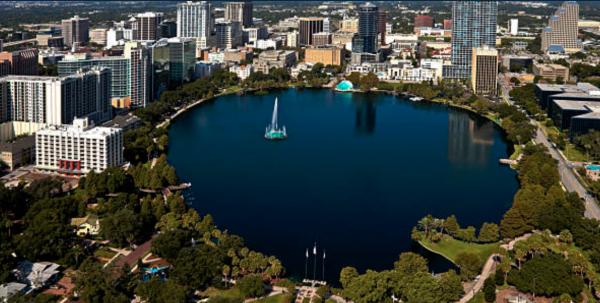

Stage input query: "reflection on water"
[
  {"left": 354, "top": 100, "right": 376, "bottom": 134},
  {"left": 448, "top": 110, "right": 495, "bottom": 166}
]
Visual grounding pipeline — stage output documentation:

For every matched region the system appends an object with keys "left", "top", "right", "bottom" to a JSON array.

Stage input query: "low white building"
[
  {"left": 229, "top": 64, "right": 253, "bottom": 80},
  {"left": 207, "top": 51, "right": 225, "bottom": 63},
  {"left": 35, "top": 117, "right": 123, "bottom": 175}
]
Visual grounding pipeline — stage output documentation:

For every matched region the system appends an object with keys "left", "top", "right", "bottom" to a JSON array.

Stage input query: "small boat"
[
  {"left": 409, "top": 96, "right": 424, "bottom": 102},
  {"left": 265, "top": 97, "right": 288, "bottom": 140}
]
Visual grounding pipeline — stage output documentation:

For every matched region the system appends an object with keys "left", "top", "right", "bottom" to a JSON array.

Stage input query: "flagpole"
[
  {"left": 322, "top": 250, "right": 326, "bottom": 281},
  {"left": 313, "top": 242, "right": 317, "bottom": 282},
  {"left": 304, "top": 248, "right": 308, "bottom": 280}
]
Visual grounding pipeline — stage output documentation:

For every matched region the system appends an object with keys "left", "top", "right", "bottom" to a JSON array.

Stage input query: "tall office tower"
[
  {"left": 353, "top": 2, "right": 379, "bottom": 54},
  {"left": 36, "top": 117, "right": 123, "bottom": 175},
  {"left": 160, "top": 21, "right": 177, "bottom": 39},
  {"left": 444, "top": 1, "right": 497, "bottom": 79},
  {"left": 0, "top": 48, "right": 38, "bottom": 76},
  {"left": 299, "top": 18, "right": 324, "bottom": 46},
  {"left": 177, "top": 1, "right": 212, "bottom": 45},
  {"left": 58, "top": 56, "right": 131, "bottom": 108},
  {"left": 225, "top": 1, "right": 253, "bottom": 28},
  {"left": 125, "top": 42, "right": 153, "bottom": 109},
  {"left": 414, "top": 15, "right": 434, "bottom": 28},
  {"left": 62, "top": 15, "right": 90, "bottom": 48},
  {"left": 152, "top": 37, "right": 196, "bottom": 91},
  {"left": 0, "top": 67, "right": 112, "bottom": 125},
  {"left": 378, "top": 10, "right": 387, "bottom": 45},
  {"left": 323, "top": 18, "right": 331, "bottom": 33},
  {"left": 471, "top": 46, "right": 498, "bottom": 96},
  {"left": 132, "top": 12, "right": 164, "bottom": 42},
  {"left": 177, "top": 1, "right": 212, "bottom": 49},
  {"left": 541, "top": 1, "right": 580, "bottom": 53},
  {"left": 215, "top": 21, "right": 242, "bottom": 49},
  {"left": 508, "top": 19, "right": 519, "bottom": 36}
]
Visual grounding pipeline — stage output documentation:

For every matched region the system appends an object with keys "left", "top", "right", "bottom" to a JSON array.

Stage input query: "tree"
[
  {"left": 339, "top": 267, "right": 359, "bottom": 289},
  {"left": 456, "top": 226, "right": 476, "bottom": 242},
  {"left": 455, "top": 252, "right": 482, "bottom": 280},
  {"left": 346, "top": 72, "right": 361, "bottom": 86},
  {"left": 559, "top": 230, "right": 573, "bottom": 244},
  {"left": 443, "top": 215, "right": 460, "bottom": 237},
  {"left": 100, "top": 208, "right": 142, "bottom": 247},
  {"left": 500, "top": 207, "right": 532, "bottom": 239},
  {"left": 359, "top": 72, "right": 379, "bottom": 91},
  {"left": 135, "top": 278, "right": 188, "bottom": 303},
  {"left": 171, "top": 245, "right": 223, "bottom": 290},
  {"left": 478, "top": 223, "right": 500, "bottom": 243},
  {"left": 393, "top": 252, "right": 428, "bottom": 275},
  {"left": 483, "top": 276, "right": 496, "bottom": 302},
  {"left": 75, "top": 259, "right": 131, "bottom": 303},
  {"left": 237, "top": 275, "right": 266, "bottom": 298},
  {"left": 507, "top": 254, "right": 584, "bottom": 297}
]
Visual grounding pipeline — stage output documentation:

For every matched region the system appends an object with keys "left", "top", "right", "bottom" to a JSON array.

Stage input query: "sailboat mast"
[{"left": 271, "top": 98, "right": 278, "bottom": 129}]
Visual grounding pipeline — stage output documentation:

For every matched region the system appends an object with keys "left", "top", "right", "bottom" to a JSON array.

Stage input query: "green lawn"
[
  {"left": 418, "top": 235, "right": 499, "bottom": 265},
  {"left": 509, "top": 144, "right": 522, "bottom": 161},
  {"left": 467, "top": 292, "right": 485, "bottom": 303},
  {"left": 254, "top": 294, "right": 294, "bottom": 303},
  {"left": 562, "top": 143, "right": 588, "bottom": 162},
  {"left": 202, "top": 287, "right": 243, "bottom": 301}
]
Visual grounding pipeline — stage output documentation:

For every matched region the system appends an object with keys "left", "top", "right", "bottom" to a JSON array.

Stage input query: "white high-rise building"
[
  {"left": 225, "top": 1, "right": 253, "bottom": 28},
  {"left": 508, "top": 19, "right": 519, "bottom": 36},
  {"left": 124, "top": 42, "right": 153, "bottom": 109},
  {"left": 35, "top": 117, "right": 123, "bottom": 175},
  {"left": 177, "top": 1, "right": 212, "bottom": 42},
  {"left": 0, "top": 67, "right": 112, "bottom": 125},
  {"left": 215, "top": 21, "right": 242, "bottom": 49}
]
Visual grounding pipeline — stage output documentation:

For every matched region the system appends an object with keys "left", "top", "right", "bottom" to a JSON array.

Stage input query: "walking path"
[{"left": 457, "top": 233, "right": 533, "bottom": 303}]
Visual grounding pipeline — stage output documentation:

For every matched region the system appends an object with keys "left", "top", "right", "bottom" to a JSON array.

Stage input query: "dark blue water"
[{"left": 167, "top": 88, "right": 518, "bottom": 282}]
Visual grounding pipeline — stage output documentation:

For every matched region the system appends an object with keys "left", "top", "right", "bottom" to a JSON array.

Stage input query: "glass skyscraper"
[
  {"left": 444, "top": 1, "right": 497, "bottom": 79},
  {"left": 352, "top": 2, "right": 379, "bottom": 54}
]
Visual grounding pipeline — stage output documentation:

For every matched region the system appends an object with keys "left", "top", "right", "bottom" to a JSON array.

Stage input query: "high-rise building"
[
  {"left": 215, "top": 21, "right": 242, "bottom": 49},
  {"left": 124, "top": 42, "right": 153, "bottom": 109},
  {"left": 90, "top": 28, "right": 108, "bottom": 45},
  {"left": 132, "top": 12, "right": 164, "bottom": 42},
  {"left": 0, "top": 67, "right": 112, "bottom": 125},
  {"left": 508, "top": 19, "right": 519, "bottom": 36},
  {"left": 61, "top": 15, "right": 90, "bottom": 48},
  {"left": 541, "top": 1, "right": 580, "bottom": 53},
  {"left": 58, "top": 55, "right": 131, "bottom": 108},
  {"left": 414, "top": 15, "right": 434, "bottom": 28},
  {"left": 353, "top": 2, "right": 379, "bottom": 54},
  {"left": 225, "top": 1, "right": 253, "bottom": 28},
  {"left": 36, "top": 117, "right": 123, "bottom": 175},
  {"left": 340, "top": 17, "right": 359, "bottom": 33},
  {"left": 160, "top": 21, "right": 177, "bottom": 39},
  {"left": 152, "top": 37, "right": 196, "bottom": 93},
  {"left": 312, "top": 32, "right": 332, "bottom": 47},
  {"left": 323, "top": 18, "right": 331, "bottom": 33},
  {"left": 471, "top": 46, "right": 498, "bottom": 96},
  {"left": 286, "top": 31, "right": 299, "bottom": 48},
  {"left": 299, "top": 18, "right": 324, "bottom": 46},
  {"left": 378, "top": 11, "right": 387, "bottom": 45},
  {"left": 304, "top": 47, "right": 344, "bottom": 66},
  {"left": 177, "top": 1, "right": 212, "bottom": 41},
  {"left": 0, "top": 48, "right": 38, "bottom": 76},
  {"left": 444, "top": 1, "right": 497, "bottom": 79}
]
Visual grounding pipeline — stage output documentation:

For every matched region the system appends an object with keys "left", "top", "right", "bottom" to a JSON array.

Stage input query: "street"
[{"left": 534, "top": 127, "right": 600, "bottom": 220}]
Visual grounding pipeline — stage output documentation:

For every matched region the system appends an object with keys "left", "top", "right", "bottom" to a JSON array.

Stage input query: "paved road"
[
  {"left": 534, "top": 127, "right": 600, "bottom": 220},
  {"left": 458, "top": 254, "right": 499, "bottom": 303}
]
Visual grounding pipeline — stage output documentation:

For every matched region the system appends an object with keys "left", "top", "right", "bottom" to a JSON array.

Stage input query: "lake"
[{"left": 167, "top": 88, "right": 518, "bottom": 282}]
